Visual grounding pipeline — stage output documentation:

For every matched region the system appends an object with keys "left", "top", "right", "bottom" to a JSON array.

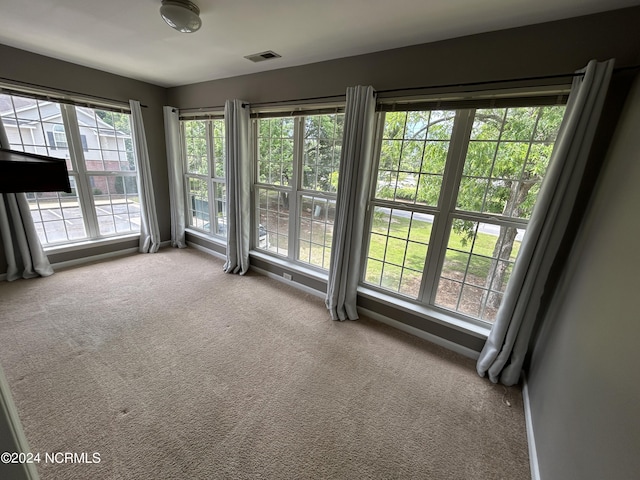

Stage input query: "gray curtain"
[
  {"left": 163, "top": 106, "right": 187, "bottom": 248},
  {"left": 223, "top": 99, "right": 251, "bottom": 275},
  {"left": 130, "top": 100, "right": 160, "bottom": 253},
  {"left": 325, "top": 85, "right": 376, "bottom": 320},
  {"left": 476, "top": 59, "right": 615, "bottom": 386},
  {"left": 0, "top": 116, "right": 53, "bottom": 281}
]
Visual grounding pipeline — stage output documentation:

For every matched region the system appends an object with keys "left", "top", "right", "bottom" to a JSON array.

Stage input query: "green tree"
[
  {"left": 378, "top": 111, "right": 454, "bottom": 206},
  {"left": 183, "top": 120, "right": 209, "bottom": 202},
  {"left": 302, "top": 114, "right": 344, "bottom": 193},
  {"left": 457, "top": 106, "right": 565, "bottom": 307},
  {"left": 258, "top": 114, "right": 343, "bottom": 209}
]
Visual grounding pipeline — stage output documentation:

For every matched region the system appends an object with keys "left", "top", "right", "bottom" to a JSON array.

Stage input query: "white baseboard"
[
  {"left": 51, "top": 247, "right": 139, "bottom": 271},
  {"left": 522, "top": 372, "right": 541, "bottom": 480},
  {"left": 358, "top": 306, "right": 481, "bottom": 360}
]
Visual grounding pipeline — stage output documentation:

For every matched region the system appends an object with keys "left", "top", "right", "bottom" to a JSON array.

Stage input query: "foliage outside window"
[
  {"left": 254, "top": 113, "right": 344, "bottom": 270},
  {"left": 181, "top": 118, "right": 226, "bottom": 236},
  {"left": 364, "top": 105, "right": 565, "bottom": 323},
  {"left": 0, "top": 93, "right": 141, "bottom": 245}
]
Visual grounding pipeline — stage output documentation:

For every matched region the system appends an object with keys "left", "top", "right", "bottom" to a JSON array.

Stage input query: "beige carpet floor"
[{"left": 0, "top": 248, "right": 530, "bottom": 479}]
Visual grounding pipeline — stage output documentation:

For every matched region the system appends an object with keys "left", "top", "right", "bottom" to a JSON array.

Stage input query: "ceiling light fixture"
[{"left": 160, "top": 0, "right": 202, "bottom": 33}]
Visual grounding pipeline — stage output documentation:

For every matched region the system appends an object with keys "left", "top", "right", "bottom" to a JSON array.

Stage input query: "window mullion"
[
  {"left": 419, "top": 109, "right": 475, "bottom": 304},
  {"left": 206, "top": 121, "right": 216, "bottom": 235},
  {"left": 61, "top": 104, "right": 100, "bottom": 238},
  {"left": 251, "top": 119, "right": 259, "bottom": 248},
  {"left": 181, "top": 122, "right": 191, "bottom": 229},
  {"left": 290, "top": 117, "right": 303, "bottom": 262}
]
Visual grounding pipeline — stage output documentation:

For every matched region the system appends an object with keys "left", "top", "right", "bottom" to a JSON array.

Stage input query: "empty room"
[{"left": 1, "top": 1, "right": 639, "bottom": 479}]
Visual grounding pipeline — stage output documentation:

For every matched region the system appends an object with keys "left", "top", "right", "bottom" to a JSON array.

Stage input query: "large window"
[
  {"left": 364, "top": 104, "right": 565, "bottom": 323},
  {"left": 0, "top": 93, "right": 141, "bottom": 245},
  {"left": 254, "top": 112, "right": 344, "bottom": 270},
  {"left": 181, "top": 118, "right": 226, "bottom": 237}
]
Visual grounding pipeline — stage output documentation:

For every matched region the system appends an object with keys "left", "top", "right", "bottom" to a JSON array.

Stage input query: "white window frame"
[
  {"left": 252, "top": 110, "right": 344, "bottom": 272},
  {"left": 362, "top": 98, "right": 567, "bottom": 325},
  {"left": 1, "top": 92, "right": 141, "bottom": 246},
  {"left": 52, "top": 123, "right": 68, "bottom": 149},
  {"left": 180, "top": 116, "right": 226, "bottom": 238}
]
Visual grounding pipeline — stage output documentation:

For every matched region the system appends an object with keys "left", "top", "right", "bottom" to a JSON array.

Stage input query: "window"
[
  {"left": 0, "top": 93, "right": 142, "bottom": 245},
  {"left": 254, "top": 112, "right": 344, "bottom": 270},
  {"left": 52, "top": 124, "right": 68, "bottom": 149},
  {"left": 181, "top": 118, "right": 226, "bottom": 237},
  {"left": 364, "top": 104, "right": 566, "bottom": 323}
]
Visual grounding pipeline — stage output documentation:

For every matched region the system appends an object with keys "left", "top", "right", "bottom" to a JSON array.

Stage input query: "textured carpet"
[{"left": 0, "top": 248, "right": 529, "bottom": 479}]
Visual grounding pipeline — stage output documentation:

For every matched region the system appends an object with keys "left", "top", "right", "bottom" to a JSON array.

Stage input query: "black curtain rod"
[
  {"left": 377, "top": 65, "right": 640, "bottom": 96},
  {"left": 173, "top": 64, "right": 640, "bottom": 114},
  {"left": 376, "top": 71, "right": 584, "bottom": 95},
  {"left": 243, "top": 93, "right": 346, "bottom": 108},
  {"left": 180, "top": 72, "right": 580, "bottom": 112},
  {"left": 180, "top": 93, "right": 346, "bottom": 113},
  {"left": 0, "top": 76, "right": 147, "bottom": 108}
]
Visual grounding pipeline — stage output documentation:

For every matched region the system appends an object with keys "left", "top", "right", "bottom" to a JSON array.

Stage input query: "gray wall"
[
  {"left": 0, "top": 44, "right": 171, "bottom": 273},
  {"left": 527, "top": 76, "right": 640, "bottom": 479},
  {"left": 168, "top": 7, "right": 640, "bottom": 108}
]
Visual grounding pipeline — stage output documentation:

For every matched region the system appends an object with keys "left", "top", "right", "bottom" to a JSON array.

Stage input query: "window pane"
[
  {"left": 91, "top": 175, "right": 141, "bottom": 236},
  {"left": 187, "top": 176, "right": 209, "bottom": 231},
  {"left": 78, "top": 107, "right": 135, "bottom": 173},
  {"left": 26, "top": 180, "right": 87, "bottom": 245},
  {"left": 258, "top": 118, "right": 294, "bottom": 186},
  {"left": 435, "top": 219, "right": 523, "bottom": 322},
  {"left": 211, "top": 119, "right": 225, "bottom": 178},
  {"left": 184, "top": 120, "right": 208, "bottom": 176},
  {"left": 376, "top": 110, "right": 453, "bottom": 206},
  {"left": 302, "top": 114, "right": 343, "bottom": 193},
  {"left": 364, "top": 207, "right": 433, "bottom": 299},
  {"left": 213, "top": 182, "right": 227, "bottom": 237},
  {"left": 256, "top": 188, "right": 289, "bottom": 256},
  {"left": 0, "top": 96, "right": 72, "bottom": 165},
  {"left": 457, "top": 106, "right": 565, "bottom": 219},
  {"left": 297, "top": 195, "right": 336, "bottom": 270}
]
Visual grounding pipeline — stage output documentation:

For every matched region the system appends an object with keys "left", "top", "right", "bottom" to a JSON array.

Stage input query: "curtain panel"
[
  {"left": 223, "top": 99, "right": 251, "bottom": 275},
  {"left": 325, "top": 85, "right": 377, "bottom": 321},
  {"left": 476, "top": 59, "right": 615, "bottom": 386},
  {"left": 130, "top": 100, "right": 161, "bottom": 253},
  {"left": 163, "top": 106, "right": 187, "bottom": 248},
  {"left": 0, "top": 115, "right": 54, "bottom": 281}
]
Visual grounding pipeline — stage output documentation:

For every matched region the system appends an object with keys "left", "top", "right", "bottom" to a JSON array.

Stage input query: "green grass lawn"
[{"left": 365, "top": 211, "right": 520, "bottom": 294}]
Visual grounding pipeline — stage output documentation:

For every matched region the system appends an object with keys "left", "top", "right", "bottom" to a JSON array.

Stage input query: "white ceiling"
[{"left": 0, "top": 0, "right": 638, "bottom": 88}]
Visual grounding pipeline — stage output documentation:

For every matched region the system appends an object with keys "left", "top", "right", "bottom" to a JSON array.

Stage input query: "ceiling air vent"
[{"left": 244, "top": 50, "right": 282, "bottom": 63}]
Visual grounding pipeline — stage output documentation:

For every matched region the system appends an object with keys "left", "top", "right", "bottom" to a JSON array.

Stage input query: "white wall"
[{"left": 527, "top": 74, "right": 640, "bottom": 479}]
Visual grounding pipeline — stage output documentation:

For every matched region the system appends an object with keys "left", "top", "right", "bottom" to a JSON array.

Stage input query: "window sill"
[
  {"left": 44, "top": 234, "right": 140, "bottom": 255},
  {"left": 357, "top": 286, "right": 491, "bottom": 339}
]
